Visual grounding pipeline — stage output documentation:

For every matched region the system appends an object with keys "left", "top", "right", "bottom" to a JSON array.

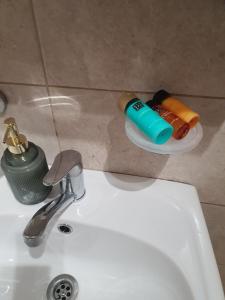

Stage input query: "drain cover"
[{"left": 46, "top": 274, "right": 79, "bottom": 300}]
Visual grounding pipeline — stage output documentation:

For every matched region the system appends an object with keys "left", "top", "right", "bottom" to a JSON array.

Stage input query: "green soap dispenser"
[{"left": 1, "top": 117, "right": 52, "bottom": 205}]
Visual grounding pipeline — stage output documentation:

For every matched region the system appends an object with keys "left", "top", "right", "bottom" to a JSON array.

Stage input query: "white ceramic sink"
[{"left": 0, "top": 169, "right": 224, "bottom": 300}]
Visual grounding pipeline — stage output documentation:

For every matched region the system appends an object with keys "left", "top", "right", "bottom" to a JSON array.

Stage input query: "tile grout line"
[
  {"left": 48, "top": 85, "right": 225, "bottom": 100},
  {"left": 200, "top": 202, "right": 225, "bottom": 208},
  {"left": 30, "top": 1, "right": 49, "bottom": 89},
  {"left": 0, "top": 81, "right": 224, "bottom": 101},
  {"left": 30, "top": 0, "right": 61, "bottom": 152},
  {"left": 0, "top": 81, "right": 46, "bottom": 88}
]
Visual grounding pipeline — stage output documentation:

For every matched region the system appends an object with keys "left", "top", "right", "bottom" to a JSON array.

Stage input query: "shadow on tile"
[
  {"left": 104, "top": 171, "right": 156, "bottom": 192},
  {"left": 104, "top": 115, "right": 169, "bottom": 189}
]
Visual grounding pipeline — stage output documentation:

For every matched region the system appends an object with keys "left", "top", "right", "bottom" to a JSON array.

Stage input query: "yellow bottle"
[{"left": 152, "top": 90, "right": 200, "bottom": 128}]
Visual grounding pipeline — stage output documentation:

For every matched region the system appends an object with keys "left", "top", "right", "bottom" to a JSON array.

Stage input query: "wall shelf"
[{"left": 125, "top": 119, "right": 203, "bottom": 155}]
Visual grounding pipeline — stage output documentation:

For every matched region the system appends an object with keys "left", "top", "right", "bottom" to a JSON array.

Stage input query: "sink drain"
[{"left": 46, "top": 274, "right": 79, "bottom": 300}]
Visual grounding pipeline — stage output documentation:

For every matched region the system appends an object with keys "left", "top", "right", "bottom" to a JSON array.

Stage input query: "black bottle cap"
[
  {"left": 145, "top": 99, "right": 154, "bottom": 107},
  {"left": 124, "top": 98, "right": 139, "bottom": 112},
  {"left": 151, "top": 89, "right": 171, "bottom": 105}
]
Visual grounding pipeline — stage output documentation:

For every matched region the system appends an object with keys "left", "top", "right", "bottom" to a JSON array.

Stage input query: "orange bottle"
[
  {"left": 146, "top": 100, "right": 190, "bottom": 140},
  {"left": 152, "top": 90, "right": 200, "bottom": 128}
]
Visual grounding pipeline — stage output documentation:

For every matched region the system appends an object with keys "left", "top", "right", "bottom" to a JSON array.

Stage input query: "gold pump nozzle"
[{"left": 3, "top": 117, "right": 28, "bottom": 154}]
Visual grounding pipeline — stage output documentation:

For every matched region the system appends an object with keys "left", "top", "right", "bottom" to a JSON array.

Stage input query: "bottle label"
[{"left": 132, "top": 101, "right": 144, "bottom": 111}]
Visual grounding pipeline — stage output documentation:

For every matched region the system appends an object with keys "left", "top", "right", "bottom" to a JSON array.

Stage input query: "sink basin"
[{"left": 0, "top": 169, "right": 224, "bottom": 300}]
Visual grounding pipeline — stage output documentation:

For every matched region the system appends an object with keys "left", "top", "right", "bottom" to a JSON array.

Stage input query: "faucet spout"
[{"left": 23, "top": 150, "right": 85, "bottom": 247}]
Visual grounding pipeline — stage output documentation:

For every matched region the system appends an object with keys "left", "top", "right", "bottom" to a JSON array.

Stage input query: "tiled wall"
[{"left": 0, "top": 0, "right": 224, "bottom": 287}]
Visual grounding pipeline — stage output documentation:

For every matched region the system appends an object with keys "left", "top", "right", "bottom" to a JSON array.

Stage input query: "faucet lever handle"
[{"left": 43, "top": 150, "right": 82, "bottom": 186}]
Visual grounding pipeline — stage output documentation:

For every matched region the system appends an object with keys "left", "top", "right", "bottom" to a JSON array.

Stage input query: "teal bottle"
[
  {"left": 119, "top": 93, "right": 173, "bottom": 144},
  {"left": 1, "top": 117, "right": 51, "bottom": 205}
]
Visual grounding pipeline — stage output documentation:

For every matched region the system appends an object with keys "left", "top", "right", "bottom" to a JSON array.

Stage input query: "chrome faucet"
[{"left": 23, "top": 150, "right": 85, "bottom": 247}]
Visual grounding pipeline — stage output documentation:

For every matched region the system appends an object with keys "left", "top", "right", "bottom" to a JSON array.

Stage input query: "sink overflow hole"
[{"left": 58, "top": 224, "right": 73, "bottom": 234}]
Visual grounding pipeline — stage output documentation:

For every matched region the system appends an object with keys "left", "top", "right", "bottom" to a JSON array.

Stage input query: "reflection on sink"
[
  {"left": 0, "top": 169, "right": 224, "bottom": 300},
  {"left": 0, "top": 216, "right": 193, "bottom": 300}
]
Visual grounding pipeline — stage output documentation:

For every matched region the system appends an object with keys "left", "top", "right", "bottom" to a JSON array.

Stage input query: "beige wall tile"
[
  {"left": 49, "top": 87, "right": 225, "bottom": 205},
  {"left": 218, "top": 264, "right": 225, "bottom": 292},
  {"left": 34, "top": 0, "right": 225, "bottom": 96},
  {"left": 0, "top": 1, "right": 45, "bottom": 84},
  {"left": 49, "top": 88, "right": 118, "bottom": 171},
  {"left": 0, "top": 84, "right": 59, "bottom": 163},
  {"left": 202, "top": 204, "right": 225, "bottom": 266}
]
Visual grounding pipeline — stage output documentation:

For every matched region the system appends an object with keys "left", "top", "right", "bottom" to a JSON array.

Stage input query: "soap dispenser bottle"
[{"left": 1, "top": 117, "right": 52, "bottom": 205}]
